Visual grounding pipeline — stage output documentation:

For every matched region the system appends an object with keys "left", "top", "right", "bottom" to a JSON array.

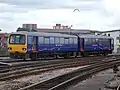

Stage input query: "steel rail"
[
  {"left": 0, "top": 55, "right": 113, "bottom": 74},
  {"left": 117, "top": 84, "right": 120, "bottom": 90},
  {"left": 18, "top": 59, "right": 120, "bottom": 90},
  {"left": 0, "top": 55, "right": 118, "bottom": 81}
]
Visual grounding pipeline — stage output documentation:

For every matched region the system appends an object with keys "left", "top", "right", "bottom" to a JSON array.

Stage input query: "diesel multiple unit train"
[
  {"left": 7, "top": 32, "right": 114, "bottom": 60},
  {"left": 0, "top": 33, "right": 9, "bottom": 56}
]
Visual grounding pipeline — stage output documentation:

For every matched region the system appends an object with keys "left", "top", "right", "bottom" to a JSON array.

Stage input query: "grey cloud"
[
  {"left": 75, "top": 0, "right": 101, "bottom": 1},
  {"left": 0, "top": 0, "right": 48, "bottom": 6},
  {"left": 0, "top": 0, "right": 103, "bottom": 11},
  {"left": 100, "top": 9, "right": 114, "bottom": 17},
  {"left": 62, "top": 3, "right": 100, "bottom": 11},
  {"left": 107, "top": 18, "right": 120, "bottom": 27},
  {"left": 0, "top": 14, "right": 14, "bottom": 21},
  {"left": 0, "top": 0, "right": 119, "bottom": 31},
  {"left": 0, "top": 4, "right": 36, "bottom": 13},
  {"left": 0, "top": 0, "right": 55, "bottom": 7},
  {"left": 0, "top": 18, "right": 21, "bottom": 32}
]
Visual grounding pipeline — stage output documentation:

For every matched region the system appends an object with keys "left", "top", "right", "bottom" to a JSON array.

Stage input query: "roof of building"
[
  {"left": 10, "top": 32, "right": 77, "bottom": 38},
  {"left": 0, "top": 33, "right": 9, "bottom": 35},
  {"left": 37, "top": 28, "right": 92, "bottom": 34},
  {"left": 78, "top": 34, "right": 113, "bottom": 39},
  {"left": 101, "top": 29, "right": 120, "bottom": 33}
]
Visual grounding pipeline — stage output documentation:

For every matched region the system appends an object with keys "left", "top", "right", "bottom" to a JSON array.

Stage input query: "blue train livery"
[
  {"left": 79, "top": 34, "right": 114, "bottom": 56},
  {"left": 8, "top": 32, "right": 114, "bottom": 60}
]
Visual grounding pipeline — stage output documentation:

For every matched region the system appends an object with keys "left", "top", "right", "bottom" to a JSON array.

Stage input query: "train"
[
  {"left": 7, "top": 32, "right": 114, "bottom": 60},
  {"left": 0, "top": 33, "right": 9, "bottom": 56}
]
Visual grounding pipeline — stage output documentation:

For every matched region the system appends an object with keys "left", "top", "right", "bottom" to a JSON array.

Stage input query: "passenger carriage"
[
  {"left": 79, "top": 34, "right": 114, "bottom": 56},
  {"left": 8, "top": 32, "right": 78, "bottom": 60}
]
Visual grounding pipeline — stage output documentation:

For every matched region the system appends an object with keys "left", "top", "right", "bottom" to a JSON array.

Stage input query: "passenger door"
[
  {"left": 80, "top": 38, "right": 84, "bottom": 51},
  {"left": 32, "top": 36, "right": 37, "bottom": 52}
]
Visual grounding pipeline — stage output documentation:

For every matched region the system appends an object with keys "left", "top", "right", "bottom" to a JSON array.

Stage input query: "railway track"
[
  {"left": 0, "top": 55, "right": 114, "bottom": 73},
  {"left": 18, "top": 59, "right": 120, "bottom": 90},
  {"left": 0, "top": 56, "right": 100, "bottom": 73},
  {"left": 0, "top": 55, "right": 115, "bottom": 81},
  {"left": 0, "top": 55, "right": 118, "bottom": 71},
  {"left": 0, "top": 55, "right": 117, "bottom": 81},
  {"left": 0, "top": 54, "right": 117, "bottom": 62}
]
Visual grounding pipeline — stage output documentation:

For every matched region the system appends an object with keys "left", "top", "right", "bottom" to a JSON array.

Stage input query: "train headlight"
[
  {"left": 22, "top": 48, "right": 27, "bottom": 51},
  {"left": 8, "top": 47, "right": 12, "bottom": 50}
]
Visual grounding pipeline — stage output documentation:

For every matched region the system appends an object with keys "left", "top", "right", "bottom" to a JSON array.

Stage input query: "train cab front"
[{"left": 8, "top": 33, "right": 27, "bottom": 59}]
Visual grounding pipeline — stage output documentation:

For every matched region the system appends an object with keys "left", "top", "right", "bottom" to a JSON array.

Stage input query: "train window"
[
  {"left": 60, "top": 38, "right": 64, "bottom": 44},
  {"left": 96, "top": 39, "right": 99, "bottom": 44},
  {"left": 44, "top": 38, "right": 49, "bottom": 44},
  {"left": 106, "top": 39, "right": 110, "bottom": 45},
  {"left": 91, "top": 39, "right": 96, "bottom": 44},
  {"left": 28, "top": 36, "right": 32, "bottom": 44},
  {"left": 87, "top": 38, "right": 92, "bottom": 44},
  {"left": 103, "top": 39, "right": 107, "bottom": 44},
  {"left": 20, "top": 36, "right": 25, "bottom": 44},
  {"left": 99, "top": 39, "right": 109, "bottom": 45},
  {"left": 85, "top": 38, "right": 97, "bottom": 44},
  {"left": 85, "top": 38, "right": 88, "bottom": 44},
  {"left": 55, "top": 37, "right": 59, "bottom": 44},
  {"left": 91, "top": 38, "right": 98, "bottom": 44},
  {"left": 39, "top": 37, "right": 44, "bottom": 44},
  {"left": 9, "top": 34, "right": 25, "bottom": 44},
  {"left": 50, "top": 37, "right": 54, "bottom": 44},
  {"left": 100, "top": 39, "right": 105, "bottom": 44},
  {"left": 15, "top": 36, "right": 20, "bottom": 43},
  {"left": 69, "top": 38, "right": 74, "bottom": 44},
  {"left": 10, "top": 35, "right": 15, "bottom": 43},
  {"left": 74, "top": 38, "right": 77, "bottom": 44},
  {"left": 65, "top": 38, "right": 69, "bottom": 44}
]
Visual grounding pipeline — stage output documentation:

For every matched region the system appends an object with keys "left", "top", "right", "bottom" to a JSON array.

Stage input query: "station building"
[{"left": 100, "top": 30, "right": 120, "bottom": 53}]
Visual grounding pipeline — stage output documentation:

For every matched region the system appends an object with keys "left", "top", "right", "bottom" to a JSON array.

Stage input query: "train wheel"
[
  {"left": 10, "top": 53, "right": 15, "bottom": 59},
  {"left": 81, "top": 52, "right": 84, "bottom": 57},
  {"left": 73, "top": 52, "right": 77, "bottom": 58},
  {"left": 30, "top": 53, "right": 38, "bottom": 60},
  {"left": 23, "top": 54, "right": 27, "bottom": 60},
  {"left": 103, "top": 52, "right": 108, "bottom": 56},
  {"left": 54, "top": 54, "right": 59, "bottom": 59},
  {"left": 64, "top": 52, "right": 71, "bottom": 59}
]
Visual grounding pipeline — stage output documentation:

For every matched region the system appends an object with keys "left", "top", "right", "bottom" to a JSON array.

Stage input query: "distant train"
[
  {"left": 7, "top": 32, "right": 114, "bottom": 60},
  {"left": 0, "top": 33, "right": 9, "bottom": 56},
  {"left": 0, "top": 33, "right": 8, "bottom": 48}
]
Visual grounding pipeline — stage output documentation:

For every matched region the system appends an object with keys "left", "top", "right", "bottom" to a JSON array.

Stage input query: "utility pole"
[{"left": 69, "top": 25, "right": 72, "bottom": 34}]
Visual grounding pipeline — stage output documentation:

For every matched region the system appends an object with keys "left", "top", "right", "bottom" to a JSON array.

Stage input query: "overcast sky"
[{"left": 0, "top": 0, "right": 120, "bottom": 32}]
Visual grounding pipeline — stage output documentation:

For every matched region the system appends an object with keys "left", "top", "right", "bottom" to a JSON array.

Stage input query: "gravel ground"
[
  {"left": 0, "top": 65, "right": 89, "bottom": 90},
  {"left": 68, "top": 66, "right": 120, "bottom": 90},
  {"left": 0, "top": 57, "right": 10, "bottom": 60}
]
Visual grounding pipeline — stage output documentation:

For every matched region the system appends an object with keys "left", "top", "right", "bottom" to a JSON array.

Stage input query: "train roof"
[
  {"left": 10, "top": 32, "right": 77, "bottom": 38},
  {"left": 78, "top": 34, "right": 113, "bottom": 39}
]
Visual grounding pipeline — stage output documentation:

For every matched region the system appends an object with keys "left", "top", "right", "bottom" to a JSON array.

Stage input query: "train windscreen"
[{"left": 9, "top": 34, "right": 26, "bottom": 44}]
